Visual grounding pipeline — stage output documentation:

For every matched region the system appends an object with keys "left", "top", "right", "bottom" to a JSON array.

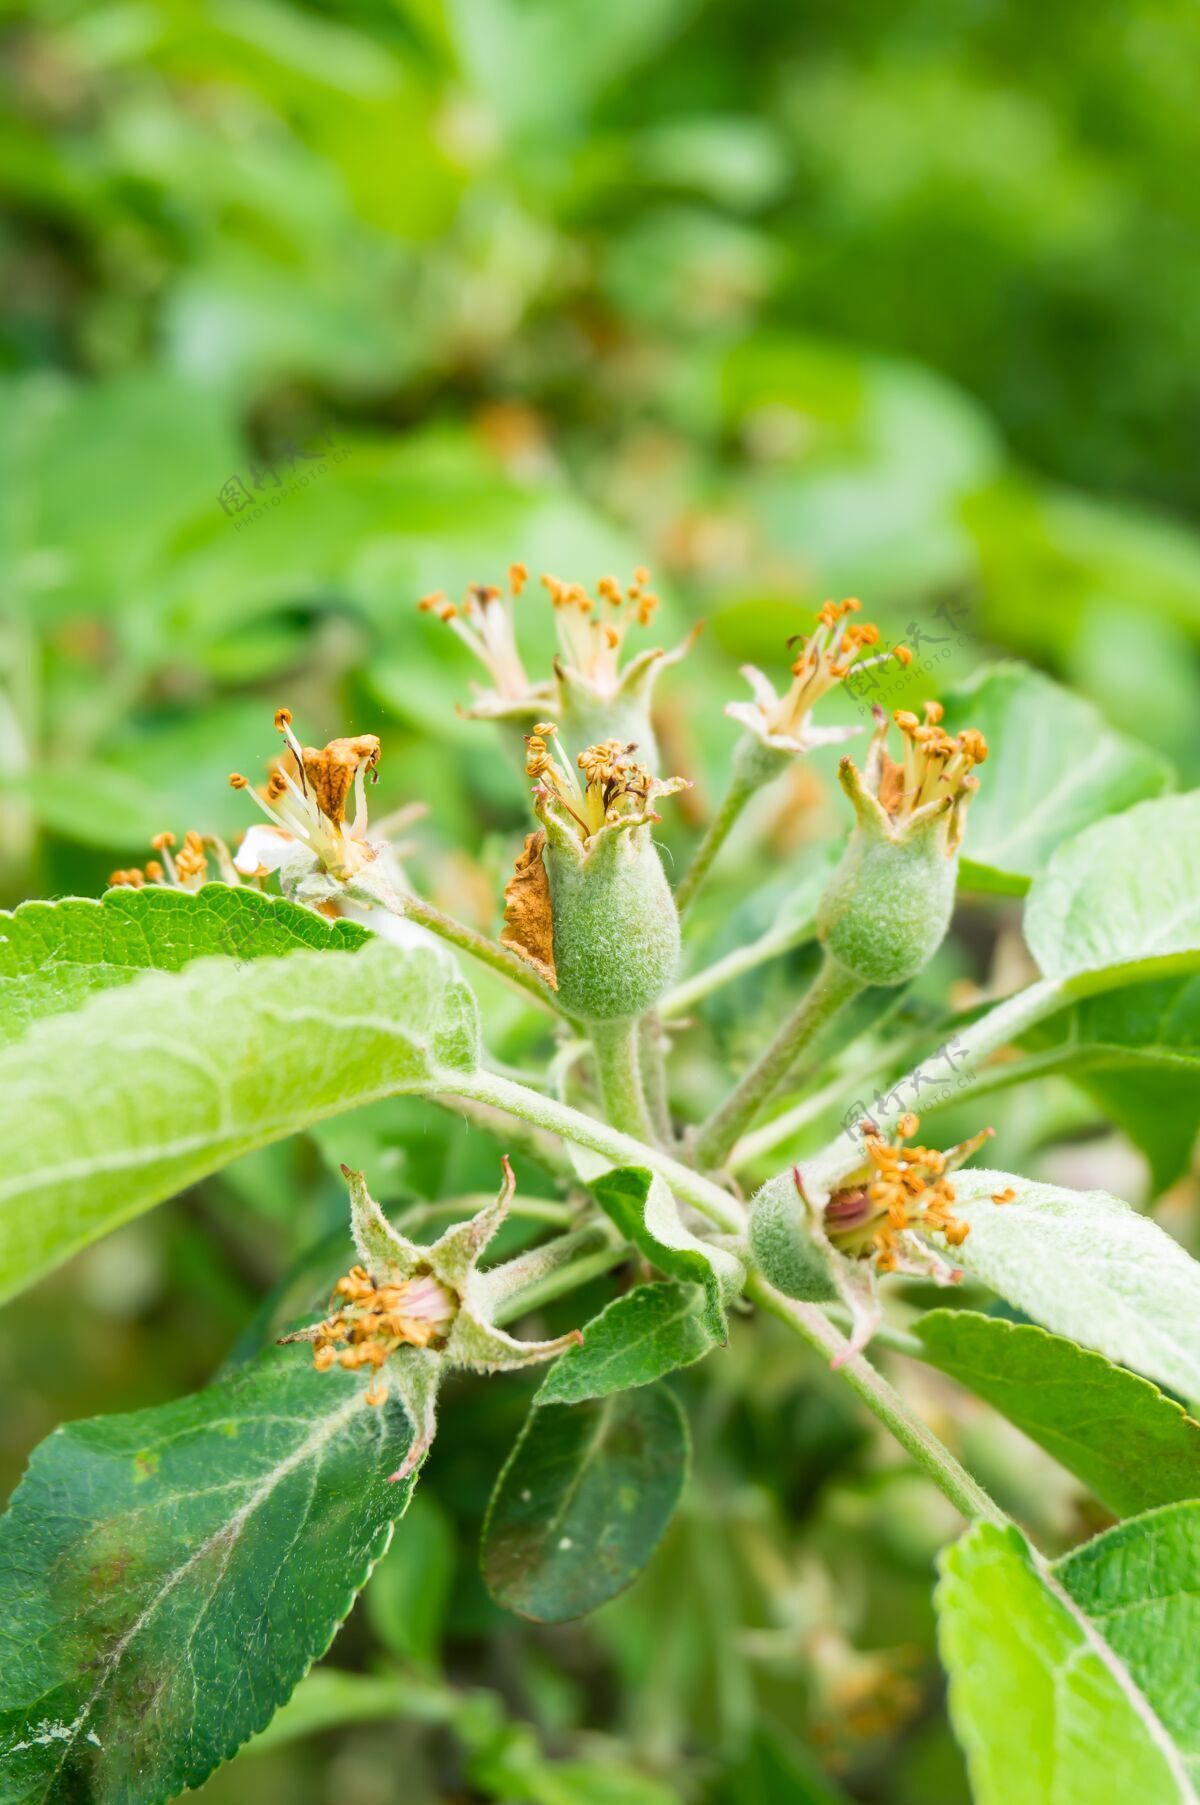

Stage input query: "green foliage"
[
  {"left": 949, "top": 1171, "right": 1200, "bottom": 1399},
  {"left": 0, "top": 1354, "right": 416, "bottom": 1804},
  {"left": 482, "top": 1389, "right": 690, "bottom": 1624},
  {"left": 5, "top": 6, "right": 1200, "bottom": 1792},
  {"left": 937, "top": 1521, "right": 1195, "bottom": 1805},
  {"left": 0, "top": 885, "right": 368, "bottom": 1047},
  {"left": 942, "top": 665, "right": 1171, "bottom": 894},
  {"left": 1057, "top": 1503, "right": 1200, "bottom": 1785},
  {"left": 1017, "top": 975, "right": 1200, "bottom": 1190},
  {"left": 1025, "top": 794, "right": 1200, "bottom": 982},
  {"left": 591, "top": 1166, "right": 744, "bottom": 1339},
  {"left": 916, "top": 1312, "right": 1200, "bottom": 1517},
  {"left": 0, "top": 940, "right": 478, "bottom": 1300},
  {"left": 538, "top": 1282, "right": 720, "bottom": 1405}
]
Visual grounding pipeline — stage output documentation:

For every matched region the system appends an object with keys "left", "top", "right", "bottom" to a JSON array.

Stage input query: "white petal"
[
  {"left": 724, "top": 701, "right": 771, "bottom": 739},
  {"left": 801, "top": 722, "right": 864, "bottom": 750},
  {"left": 233, "top": 824, "right": 294, "bottom": 874},
  {"left": 740, "top": 664, "right": 779, "bottom": 711}
]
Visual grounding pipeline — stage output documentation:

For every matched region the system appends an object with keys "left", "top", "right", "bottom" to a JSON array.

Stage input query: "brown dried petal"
[
  {"left": 500, "top": 830, "right": 557, "bottom": 990},
  {"left": 301, "top": 735, "right": 381, "bottom": 826},
  {"left": 876, "top": 749, "right": 906, "bottom": 817}
]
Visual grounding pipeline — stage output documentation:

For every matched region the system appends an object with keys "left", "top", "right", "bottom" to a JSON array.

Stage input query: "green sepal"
[{"left": 748, "top": 1168, "right": 882, "bottom": 1362}]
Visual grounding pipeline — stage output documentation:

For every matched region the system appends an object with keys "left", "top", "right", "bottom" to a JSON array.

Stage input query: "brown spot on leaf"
[{"left": 500, "top": 830, "right": 557, "bottom": 990}]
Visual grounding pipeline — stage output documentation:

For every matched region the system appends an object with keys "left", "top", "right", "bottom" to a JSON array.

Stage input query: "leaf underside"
[{"left": 0, "top": 938, "right": 479, "bottom": 1303}]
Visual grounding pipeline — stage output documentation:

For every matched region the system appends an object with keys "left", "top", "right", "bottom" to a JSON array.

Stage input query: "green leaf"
[
  {"left": 943, "top": 663, "right": 1171, "bottom": 895},
  {"left": 0, "top": 939, "right": 479, "bottom": 1301},
  {"left": 937, "top": 1521, "right": 1196, "bottom": 1805},
  {"left": 1024, "top": 793, "right": 1200, "bottom": 983},
  {"left": 1024, "top": 976, "right": 1200, "bottom": 1079},
  {"left": 0, "top": 1353, "right": 416, "bottom": 1804},
  {"left": 916, "top": 1311, "right": 1200, "bottom": 1516},
  {"left": 0, "top": 886, "right": 369, "bottom": 1048},
  {"left": 1075, "top": 1068, "right": 1200, "bottom": 1195},
  {"left": 482, "top": 1387, "right": 689, "bottom": 1623},
  {"left": 947, "top": 1170, "right": 1200, "bottom": 1401},
  {"left": 1019, "top": 977, "right": 1200, "bottom": 1191},
  {"left": 1056, "top": 1502, "right": 1200, "bottom": 1786},
  {"left": 538, "top": 1282, "right": 720, "bottom": 1407},
  {"left": 591, "top": 1167, "right": 744, "bottom": 1341}
]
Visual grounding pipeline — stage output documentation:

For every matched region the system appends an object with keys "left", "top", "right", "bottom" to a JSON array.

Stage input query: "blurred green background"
[{"left": 1, "top": 1, "right": 1199, "bottom": 1800}]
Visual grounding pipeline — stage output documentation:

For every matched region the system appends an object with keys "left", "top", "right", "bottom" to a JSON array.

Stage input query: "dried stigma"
[
  {"left": 418, "top": 564, "right": 696, "bottom": 755},
  {"left": 727, "top": 600, "right": 910, "bottom": 759},
  {"left": 229, "top": 708, "right": 382, "bottom": 885}
]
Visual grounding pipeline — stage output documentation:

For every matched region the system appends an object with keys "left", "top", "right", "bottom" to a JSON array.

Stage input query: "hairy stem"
[
  {"left": 693, "top": 955, "right": 865, "bottom": 1170},
  {"left": 660, "top": 912, "right": 817, "bottom": 1019},
  {"left": 639, "top": 1014, "right": 673, "bottom": 1146},
  {"left": 673, "top": 764, "right": 763, "bottom": 918},
  {"left": 590, "top": 1017, "right": 659, "bottom": 1143},
  {"left": 493, "top": 1239, "right": 629, "bottom": 1324},
  {"left": 384, "top": 891, "right": 563, "bottom": 1016},
  {"left": 749, "top": 1275, "right": 1007, "bottom": 1525},
  {"left": 430, "top": 1093, "right": 574, "bottom": 1182},
  {"left": 441, "top": 1069, "right": 747, "bottom": 1235}
]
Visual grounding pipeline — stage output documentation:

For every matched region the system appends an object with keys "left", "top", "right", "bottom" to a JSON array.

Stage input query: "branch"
[
  {"left": 441, "top": 1069, "right": 747, "bottom": 1235},
  {"left": 748, "top": 1275, "right": 1008, "bottom": 1525},
  {"left": 692, "top": 955, "right": 864, "bottom": 1170}
]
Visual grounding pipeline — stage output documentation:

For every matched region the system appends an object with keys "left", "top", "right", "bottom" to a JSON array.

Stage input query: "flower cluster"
[
  {"left": 418, "top": 564, "right": 696, "bottom": 757},
  {"left": 283, "top": 1160, "right": 583, "bottom": 1482},
  {"left": 305, "top": 1266, "right": 459, "bottom": 1408},
  {"left": 750, "top": 1117, "right": 994, "bottom": 1362},
  {"left": 229, "top": 708, "right": 382, "bottom": 887},
  {"left": 727, "top": 600, "right": 911, "bottom": 760},
  {"left": 110, "top": 830, "right": 240, "bottom": 893},
  {"left": 822, "top": 1113, "right": 990, "bottom": 1275},
  {"left": 849, "top": 700, "right": 988, "bottom": 854},
  {"left": 525, "top": 723, "right": 684, "bottom": 850}
]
